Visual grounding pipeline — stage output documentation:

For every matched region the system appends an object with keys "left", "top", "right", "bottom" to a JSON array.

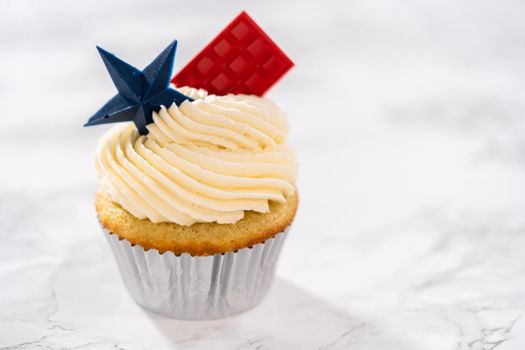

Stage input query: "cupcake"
[{"left": 86, "top": 13, "right": 296, "bottom": 319}]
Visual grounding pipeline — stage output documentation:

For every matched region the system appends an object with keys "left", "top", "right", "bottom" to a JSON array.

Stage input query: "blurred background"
[{"left": 2, "top": 0, "right": 525, "bottom": 349}]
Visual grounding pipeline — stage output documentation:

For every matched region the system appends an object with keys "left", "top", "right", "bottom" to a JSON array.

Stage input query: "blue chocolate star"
[{"left": 84, "top": 40, "right": 192, "bottom": 135}]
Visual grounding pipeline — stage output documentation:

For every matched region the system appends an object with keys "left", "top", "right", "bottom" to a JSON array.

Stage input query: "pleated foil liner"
[{"left": 102, "top": 227, "right": 289, "bottom": 320}]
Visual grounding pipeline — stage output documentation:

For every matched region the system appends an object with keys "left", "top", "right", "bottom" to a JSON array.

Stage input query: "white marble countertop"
[{"left": 2, "top": 0, "right": 525, "bottom": 349}]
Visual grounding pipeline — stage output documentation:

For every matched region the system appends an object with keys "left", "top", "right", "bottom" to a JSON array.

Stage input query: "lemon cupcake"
[{"left": 86, "top": 29, "right": 297, "bottom": 318}]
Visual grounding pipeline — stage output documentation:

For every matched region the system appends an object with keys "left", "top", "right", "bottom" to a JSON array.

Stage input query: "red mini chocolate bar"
[{"left": 172, "top": 11, "right": 294, "bottom": 96}]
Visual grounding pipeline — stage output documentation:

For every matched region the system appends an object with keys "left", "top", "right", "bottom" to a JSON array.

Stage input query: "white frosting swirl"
[{"left": 95, "top": 87, "right": 297, "bottom": 225}]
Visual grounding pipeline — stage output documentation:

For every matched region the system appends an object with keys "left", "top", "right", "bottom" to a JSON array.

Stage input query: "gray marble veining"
[{"left": 1, "top": 0, "right": 525, "bottom": 349}]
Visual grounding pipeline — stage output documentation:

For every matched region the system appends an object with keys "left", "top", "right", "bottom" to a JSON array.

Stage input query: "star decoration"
[{"left": 84, "top": 40, "right": 192, "bottom": 135}]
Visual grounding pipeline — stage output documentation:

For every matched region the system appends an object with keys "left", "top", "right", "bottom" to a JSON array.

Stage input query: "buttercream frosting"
[{"left": 95, "top": 87, "right": 297, "bottom": 225}]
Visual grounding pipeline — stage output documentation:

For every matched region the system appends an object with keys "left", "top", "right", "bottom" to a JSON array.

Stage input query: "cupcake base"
[
  {"left": 103, "top": 227, "right": 289, "bottom": 320},
  {"left": 96, "top": 190, "right": 298, "bottom": 256}
]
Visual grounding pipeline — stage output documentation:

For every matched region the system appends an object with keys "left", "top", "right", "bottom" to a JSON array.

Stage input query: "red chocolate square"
[{"left": 172, "top": 11, "right": 294, "bottom": 96}]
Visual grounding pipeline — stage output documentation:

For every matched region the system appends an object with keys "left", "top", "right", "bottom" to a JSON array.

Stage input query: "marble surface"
[{"left": 2, "top": 0, "right": 525, "bottom": 349}]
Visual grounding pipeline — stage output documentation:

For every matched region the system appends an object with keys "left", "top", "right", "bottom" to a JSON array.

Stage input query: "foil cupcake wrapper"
[{"left": 102, "top": 226, "right": 289, "bottom": 320}]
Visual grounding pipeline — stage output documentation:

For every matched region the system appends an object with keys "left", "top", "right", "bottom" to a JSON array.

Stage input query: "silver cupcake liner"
[{"left": 102, "top": 226, "right": 289, "bottom": 320}]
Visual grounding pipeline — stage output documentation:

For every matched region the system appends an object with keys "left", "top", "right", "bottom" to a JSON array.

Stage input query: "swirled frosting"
[{"left": 95, "top": 87, "right": 297, "bottom": 226}]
